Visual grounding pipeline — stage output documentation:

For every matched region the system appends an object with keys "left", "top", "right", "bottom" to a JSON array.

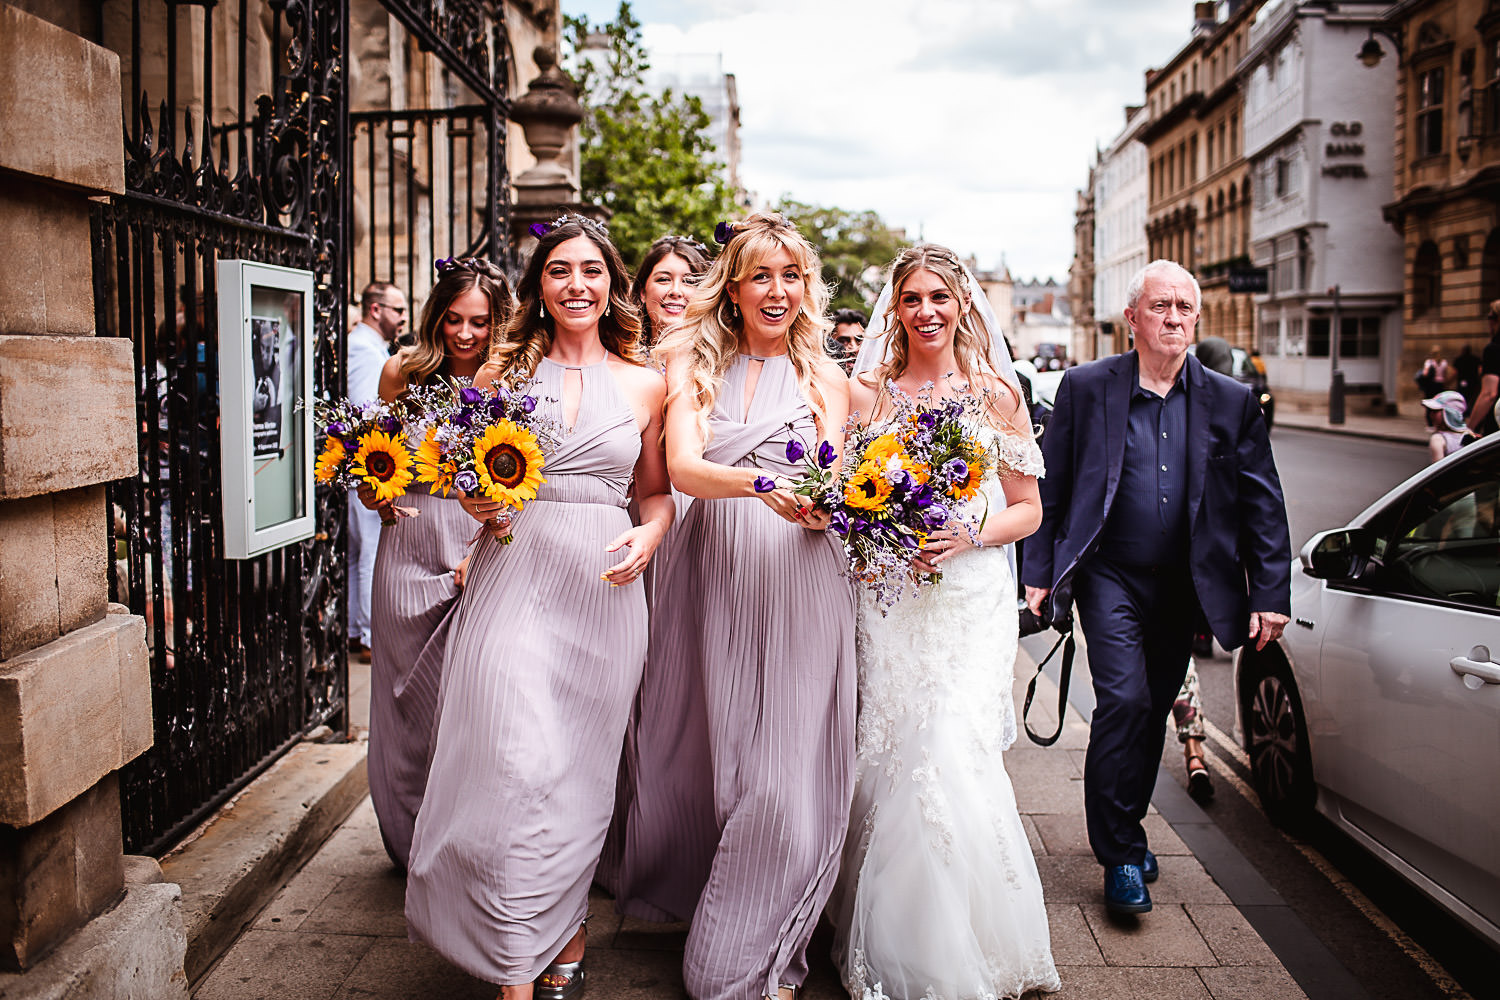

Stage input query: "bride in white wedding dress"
[{"left": 831, "top": 245, "right": 1060, "bottom": 1000}]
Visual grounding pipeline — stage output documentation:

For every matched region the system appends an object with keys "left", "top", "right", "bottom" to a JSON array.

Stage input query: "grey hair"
[{"left": 1124, "top": 259, "right": 1201, "bottom": 313}]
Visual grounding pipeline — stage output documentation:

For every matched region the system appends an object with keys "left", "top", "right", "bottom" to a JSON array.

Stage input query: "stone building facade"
[
  {"left": 1244, "top": 1, "right": 1404, "bottom": 411},
  {"left": 1381, "top": 0, "right": 1500, "bottom": 403},
  {"left": 1093, "top": 104, "right": 1150, "bottom": 358},
  {"left": 1143, "top": 0, "right": 1266, "bottom": 349},
  {"left": 1068, "top": 171, "right": 1098, "bottom": 361}
]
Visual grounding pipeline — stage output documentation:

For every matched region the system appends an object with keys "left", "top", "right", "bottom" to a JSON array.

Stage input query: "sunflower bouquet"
[
  {"left": 314, "top": 397, "right": 417, "bottom": 525},
  {"left": 402, "top": 378, "right": 558, "bottom": 544},
  {"left": 774, "top": 390, "right": 993, "bottom": 611}
]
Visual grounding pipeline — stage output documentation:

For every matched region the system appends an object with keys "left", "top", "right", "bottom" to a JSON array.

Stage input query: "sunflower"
[
  {"left": 350, "top": 429, "right": 414, "bottom": 503},
  {"left": 413, "top": 429, "right": 457, "bottom": 497},
  {"left": 947, "top": 457, "right": 982, "bottom": 502},
  {"left": 863, "top": 433, "right": 905, "bottom": 466},
  {"left": 473, "top": 420, "right": 546, "bottom": 509},
  {"left": 314, "top": 436, "right": 347, "bottom": 483},
  {"left": 844, "top": 460, "right": 893, "bottom": 511}
]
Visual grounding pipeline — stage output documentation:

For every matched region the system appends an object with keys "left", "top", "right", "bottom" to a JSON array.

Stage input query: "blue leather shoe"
[
  {"left": 1142, "top": 849, "right": 1158, "bottom": 883},
  {"left": 1104, "top": 864, "right": 1153, "bottom": 914}
]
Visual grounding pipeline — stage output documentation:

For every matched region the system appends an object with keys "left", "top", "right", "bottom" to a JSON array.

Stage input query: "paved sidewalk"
[
  {"left": 1273, "top": 406, "right": 1428, "bottom": 445},
  {"left": 195, "top": 666, "right": 1307, "bottom": 1000}
]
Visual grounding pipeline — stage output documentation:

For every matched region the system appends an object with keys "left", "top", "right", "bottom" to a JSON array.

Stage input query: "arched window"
[
  {"left": 1413, "top": 240, "right": 1442, "bottom": 317},
  {"left": 1481, "top": 228, "right": 1500, "bottom": 308}
]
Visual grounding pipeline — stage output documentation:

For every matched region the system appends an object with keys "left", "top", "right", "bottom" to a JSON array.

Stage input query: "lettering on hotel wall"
[{"left": 1322, "top": 121, "right": 1368, "bottom": 179}]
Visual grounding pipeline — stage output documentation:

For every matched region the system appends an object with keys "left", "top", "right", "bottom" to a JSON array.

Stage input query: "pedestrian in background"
[
  {"left": 827, "top": 307, "right": 867, "bottom": 372},
  {"left": 1416, "top": 346, "right": 1451, "bottom": 430},
  {"left": 347, "top": 281, "right": 408, "bottom": 662},
  {"left": 1464, "top": 300, "right": 1500, "bottom": 438},
  {"left": 1452, "top": 343, "right": 1481, "bottom": 408},
  {"left": 1022, "top": 259, "right": 1292, "bottom": 917},
  {"left": 1423, "top": 390, "right": 1470, "bottom": 463}
]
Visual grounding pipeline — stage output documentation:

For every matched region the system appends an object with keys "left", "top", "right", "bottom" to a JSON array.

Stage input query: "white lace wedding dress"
[{"left": 830, "top": 423, "right": 1061, "bottom": 1000}]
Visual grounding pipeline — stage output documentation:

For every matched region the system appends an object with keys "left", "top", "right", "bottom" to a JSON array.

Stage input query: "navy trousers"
[{"left": 1073, "top": 558, "right": 1198, "bottom": 867}]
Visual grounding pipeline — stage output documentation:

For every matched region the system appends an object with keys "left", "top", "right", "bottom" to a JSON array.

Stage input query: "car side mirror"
[{"left": 1300, "top": 528, "right": 1376, "bottom": 581}]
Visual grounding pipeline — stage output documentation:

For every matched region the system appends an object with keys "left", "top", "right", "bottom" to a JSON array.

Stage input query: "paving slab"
[
  {"left": 300, "top": 876, "right": 409, "bottom": 938},
  {"left": 1046, "top": 903, "right": 1106, "bottom": 967},
  {"left": 1186, "top": 904, "right": 1281, "bottom": 967},
  {"left": 332, "top": 939, "right": 491, "bottom": 999},
  {"left": 1049, "top": 965, "right": 1213, "bottom": 999},
  {"left": 194, "top": 929, "right": 374, "bottom": 1000},
  {"left": 250, "top": 871, "right": 342, "bottom": 932},
  {"left": 1197, "top": 963, "right": 1309, "bottom": 999},
  {"left": 1081, "top": 903, "right": 1218, "bottom": 968}
]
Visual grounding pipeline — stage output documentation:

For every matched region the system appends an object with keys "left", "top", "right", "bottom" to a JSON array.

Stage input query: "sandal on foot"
[
  {"left": 1186, "top": 754, "right": 1214, "bottom": 803},
  {"left": 535, "top": 957, "right": 585, "bottom": 1000}
]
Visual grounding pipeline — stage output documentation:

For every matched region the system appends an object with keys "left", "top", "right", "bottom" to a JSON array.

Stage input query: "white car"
[{"left": 1235, "top": 433, "right": 1500, "bottom": 948}]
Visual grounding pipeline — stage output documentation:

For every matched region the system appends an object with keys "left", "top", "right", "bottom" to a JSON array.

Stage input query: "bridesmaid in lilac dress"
[
  {"left": 404, "top": 217, "right": 674, "bottom": 1000},
  {"left": 355, "top": 258, "right": 513, "bottom": 869},
  {"left": 597, "top": 233, "right": 712, "bottom": 898},
  {"left": 621, "top": 212, "right": 856, "bottom": 1000}
]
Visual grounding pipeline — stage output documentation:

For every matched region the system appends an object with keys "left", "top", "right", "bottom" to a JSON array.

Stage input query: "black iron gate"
[{"left": 92, "top": 0, "right": 513, "bottom": 856}]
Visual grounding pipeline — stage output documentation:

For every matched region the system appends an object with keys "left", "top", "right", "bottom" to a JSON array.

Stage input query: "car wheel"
[{"left": 1241, "top": 653, "right": 1314, "bottom": 826}]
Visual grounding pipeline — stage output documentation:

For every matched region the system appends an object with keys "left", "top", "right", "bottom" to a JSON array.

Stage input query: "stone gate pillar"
[{"left": 0, "top": 5, "right": 188, "bottom": 997}]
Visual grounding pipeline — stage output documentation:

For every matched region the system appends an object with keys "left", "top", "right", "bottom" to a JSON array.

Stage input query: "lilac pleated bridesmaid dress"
[
  {"left": 366, "top": 481, "right": 474, "bottom": 868},
  {"left": 619, "top": 353, "right": 857, "bottom": 1000},
  {"left": 405, "top": 358, "right": 648, "bottom": 985}
]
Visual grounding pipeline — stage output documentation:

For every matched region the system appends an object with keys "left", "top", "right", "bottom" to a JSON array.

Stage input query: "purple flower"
[
  {"left": 459, "top": 386, "right": 485, "bottom": 405},
  {"left": 529, "top": 222, "right": 554, "bottom": 240},
  {"left": 851, "top": 516, "right": 870, "bottom": 534},
  {"left": 453, "top": 469, "right": 479, "bottom": 494},
  {"left": 453, "top": 409, "right": 474, "bottom": 429},
  {"left": 911, "top": 484, "right": 935, "bottom": 507},
  {"left": 943, "top": 458, "right": 969, "bottom": 483},
  {"left": 785, "top": 439, "right": 806, "bottom": 463},
  {"left": 916, "top": 411, "right": 938, "bottom": 432},
  {"left": 377, "top": 415, "right": 401, "bottom": 434},
  {"left": 830, "top": 510, "right": 850, "bottom": 536},
  {"left": 753, "top": 475, "right": 776, "bottom": 494},
  {"left": 520, "top": 395, "right": 537, "bottom": 414},
  {"left": 326, "top": 420, "right": 347, "bottom": 438},
  {"left": 923, "top": 504, "right": 949, "bottom": 528},
  {"left": 817, "top": 440, "right": 837, "bottom": 469},
  {"left": 488, "top": 397, "right": 506, "bottom": 418}
]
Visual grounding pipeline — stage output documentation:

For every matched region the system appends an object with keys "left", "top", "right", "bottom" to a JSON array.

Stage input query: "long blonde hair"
[
  {"left": 489, "top": 216, "right": 644, "bottom": 383},
  {"left": 399, "top": 260, "right": 513, "bottom": 385},
  {"left": 652, "top": 212, "right": 833, "bottom": 440},
  {"left": 873, "top": 243, "right": 1025, "bottom": 433}
]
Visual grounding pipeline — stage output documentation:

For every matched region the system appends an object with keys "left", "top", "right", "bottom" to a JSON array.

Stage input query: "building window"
[
  {"left": 1416, "top": 66, "right": 1445, "bottom": 157},
  {"left": 1258, "top": 318, "right": 1281, "bottom": 356},
  {"left": 1283, "top": 316, "right": 1306, "bottom": 357},
  {"left": 1307, "top": 316, "right": 1382, "bottom": 358},
  {"left": 1487, "top": 36, "right": 1500, "bottom": 135},
  {"left": 1481, "top": 227, "right": 1500, "bottom": 307},
  {"left": 1413, "top": 240, "right": 1442, "bottom": 316}
]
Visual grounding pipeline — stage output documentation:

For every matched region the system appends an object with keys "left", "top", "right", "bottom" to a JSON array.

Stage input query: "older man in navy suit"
[{"left": 1022, "top": 260, "right": 1291, "bottom": 915}]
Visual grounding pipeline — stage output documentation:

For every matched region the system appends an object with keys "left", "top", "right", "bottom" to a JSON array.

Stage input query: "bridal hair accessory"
[
  {"left": 435, "top": 256, "right": 489, "bottom": 276},
  {"left": 713, "top": 220, "right": 742, "bottom": 245},
  {"left": 530, "top": 214, "right": 611, "bottom": 242},
  {"left": 662, "top": 234, "right": 710, "bottom": 255}
]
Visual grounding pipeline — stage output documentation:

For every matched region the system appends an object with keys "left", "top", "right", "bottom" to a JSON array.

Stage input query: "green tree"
[
  {"left": 776, "top": 199, "right": 907, "bottom": 314},
  {"left": 563, "top": 3, "right": 739, "bottom": 270}
]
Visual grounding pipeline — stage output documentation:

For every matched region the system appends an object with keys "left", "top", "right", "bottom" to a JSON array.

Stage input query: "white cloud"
[{"left": 566, "top": 0, "right": 1194, "bottom": 284}]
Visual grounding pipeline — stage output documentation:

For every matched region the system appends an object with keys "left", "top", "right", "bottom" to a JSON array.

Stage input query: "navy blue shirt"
[{"left": 1097, "top": 355, "right": 1190, "bottom": 567}]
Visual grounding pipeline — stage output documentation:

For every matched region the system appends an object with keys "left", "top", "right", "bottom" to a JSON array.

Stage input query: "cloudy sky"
[{"left": 565, "top": 0, "right": 1207, "bottom": 282}]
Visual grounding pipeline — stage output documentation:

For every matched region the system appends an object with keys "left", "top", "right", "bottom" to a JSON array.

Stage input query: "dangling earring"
[
  {"left": 604, "top": 300, "right": 612, "bottom": 318},
  {"left": 730, "top": 302, "right": 739, "bottom": 321},
  {"left": 538, "top": 302, "right": 546, "bottom": 319}
]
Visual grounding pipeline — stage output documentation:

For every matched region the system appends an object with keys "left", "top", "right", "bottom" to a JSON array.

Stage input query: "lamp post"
[{"left": 1329, "top": 284, "right": 1346, "bottom": 425}]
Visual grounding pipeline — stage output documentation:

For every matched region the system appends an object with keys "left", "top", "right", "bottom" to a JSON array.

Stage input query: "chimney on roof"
[{"left": 1193, "top": 2, "right": 1216, "bottom": 29}]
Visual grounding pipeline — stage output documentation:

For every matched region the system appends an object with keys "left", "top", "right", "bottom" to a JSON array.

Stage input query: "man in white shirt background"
[{"left": 347, "top": 282, "right": 407, "bottom": 661}]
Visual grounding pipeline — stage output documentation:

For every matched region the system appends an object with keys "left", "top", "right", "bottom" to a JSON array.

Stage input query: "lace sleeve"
[{"left": 994, "top": 430, "right": 1045, "bottom": 479}]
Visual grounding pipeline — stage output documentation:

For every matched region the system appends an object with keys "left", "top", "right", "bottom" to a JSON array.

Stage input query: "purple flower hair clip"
[
  {"left": 714, "top": 221, "right": 741, "bottom": 245},
  {"left": 529, "top": 222, "right": 553, "bottom": 240}
]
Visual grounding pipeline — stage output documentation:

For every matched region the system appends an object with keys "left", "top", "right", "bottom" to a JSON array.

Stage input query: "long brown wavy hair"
[
  {"left": 398, "top": 259, "right": 514, "bottom": 385},
  {"left": 489, "top": 216, "right": 644, "bottom": 382},
  {"left": 652, "top": 212, "right": 833, "bottom": 441},
  {"left": 874, "top": 243, "right": 1026, "bottom": 433}
]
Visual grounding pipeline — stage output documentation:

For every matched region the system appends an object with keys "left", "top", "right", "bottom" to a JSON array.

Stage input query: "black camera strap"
[{"left": 1021, "top": 625, "right": 1076, "bottom": 747}]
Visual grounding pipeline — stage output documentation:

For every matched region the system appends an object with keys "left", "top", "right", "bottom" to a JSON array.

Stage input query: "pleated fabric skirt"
[
  {"left": 624, "top": 494, "right": 857, "bottom": 1000},
  {"left": 404, "top": 496, "right": 647, "bottom": 986},
  {"left": 367, "top": 486, "right": 472, "bottom": 869}
]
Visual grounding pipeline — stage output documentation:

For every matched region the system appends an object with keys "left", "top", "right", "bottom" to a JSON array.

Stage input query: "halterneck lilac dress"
[
  {"left": 366, "top": 475, "right": 474, "bottom": 869},
  {"left": 404, "top": 357, "right": 648, "bottom": 985},
  {"left": 619, "top": 353, "right": 857, "bottom": 1000}
]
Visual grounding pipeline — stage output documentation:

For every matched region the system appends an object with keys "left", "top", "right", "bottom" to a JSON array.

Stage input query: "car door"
[{"left": 1316, "top": 447, "right": 1500, "bottom": 933}]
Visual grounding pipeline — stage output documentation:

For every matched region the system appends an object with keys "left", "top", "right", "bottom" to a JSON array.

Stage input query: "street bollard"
[{"left": 1329, "top": 369, "right": 1346, "bottom": 425}]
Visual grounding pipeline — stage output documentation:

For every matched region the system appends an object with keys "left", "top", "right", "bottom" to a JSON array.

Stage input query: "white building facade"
[
  {"left": 1093, "top": 105, "right": 1151, "bottom": 358},
  {"left": 1243, "top": 0, "right": 1402, "bottom": 407}
]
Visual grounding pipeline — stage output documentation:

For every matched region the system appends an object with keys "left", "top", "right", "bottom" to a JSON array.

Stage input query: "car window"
[
  {"left": 1231, "top": 349, "right": 1252, "bottom": 379},
  {"left": 1370, "top": 449, "right": 1500, "bottom": 611}
]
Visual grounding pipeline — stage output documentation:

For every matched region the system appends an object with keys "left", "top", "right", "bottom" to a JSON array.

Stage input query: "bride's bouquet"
[
  {"left": 401, "top": 378, "right": 559, "bottom": 544},
  {"left": 774, "top": 388, "right": 992, "bottom": 611},
  {"left": 314, "top": 397, "right": 417, "bottom": 524}
]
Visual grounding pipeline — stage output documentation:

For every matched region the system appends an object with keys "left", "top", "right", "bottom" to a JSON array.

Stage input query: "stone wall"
[{"left": 0, "top": 5, "right": 185, "bottom": 995}]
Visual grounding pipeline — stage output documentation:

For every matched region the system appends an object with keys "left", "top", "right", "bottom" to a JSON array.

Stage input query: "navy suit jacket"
[{"left": 1020, "top": 351, "right": 1292, "bottom": 650}]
